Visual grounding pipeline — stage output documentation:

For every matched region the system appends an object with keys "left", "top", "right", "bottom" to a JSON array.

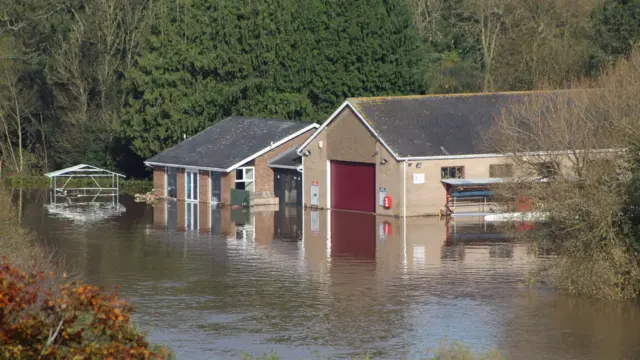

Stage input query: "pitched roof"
[
  {"left": 146, "top": 117, "right": 317, "bottom": 171},
  {"left": 348, "top": 91, "right": 555, "bottom": 158},
  {"left": 268, "top": 146, "right": 301, "bottom": 169},
  {"left": 45, "top": 164, "right": 125, "bottom": 178}
]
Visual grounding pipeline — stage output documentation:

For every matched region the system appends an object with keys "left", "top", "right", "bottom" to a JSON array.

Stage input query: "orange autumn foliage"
[{"left": 0, "top": 259, "right": 170, "bottom": 359}]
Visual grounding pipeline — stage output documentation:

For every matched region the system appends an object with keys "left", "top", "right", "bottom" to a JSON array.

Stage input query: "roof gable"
[{"left": 146, "top": 116, "right": 317, "bottom": 171}]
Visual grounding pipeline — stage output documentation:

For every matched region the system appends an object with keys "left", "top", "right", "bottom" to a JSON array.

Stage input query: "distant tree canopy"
[
  {"left": 0, "top": 0, "right": 637, "bottom": 177},
  {"left": 121, "top": 0, "right": 426, "bottom": 159}
]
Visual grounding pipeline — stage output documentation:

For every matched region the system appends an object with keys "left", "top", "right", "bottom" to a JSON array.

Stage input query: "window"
[
  {"left": 235, "top": 167, "right": 255, "bottom": 191},
  {"left": 535, "top": 162, "right": 559, "bottom": 178},
  {"left": 166, "top": 167, "right": 177, "bottom": 198},
  {"left": 211, "top": 171, "right": 221, "bottom": 204},
  {"left": 441, "top": 166, "right": 464, "bottom": 179},
  {"left": 186, "top": 202, "right": 198, "bottom": 231},
  {"left": 489, "top": 164, "right": 513, "bottom": 178},
  {"left": 186, "top": 170, "right": 199, "bottom": 201}
]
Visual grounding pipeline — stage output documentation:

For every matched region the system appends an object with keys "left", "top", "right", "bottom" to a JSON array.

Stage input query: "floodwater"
[{"left": 12, "top": 189, "right": 640, "bottom": 360}]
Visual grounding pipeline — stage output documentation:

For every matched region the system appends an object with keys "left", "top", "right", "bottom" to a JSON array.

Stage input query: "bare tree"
[
  {"left": 495, "top": 0, "right": 598, "bottom": 90},
  {"left": 410, "top": 0, "right": 445, "bottom": 42},
  {"left": 0, "top": 54, "right": 38, "bottom": 174},
  {"left": 47, "top": 0, "right": 151, "bottom": 163},
  {"left": 489, "top": 50, "right": 640, "bottom": 299},
  {"left": 464, "top": 0, "right": 511, "bottom": 92}
]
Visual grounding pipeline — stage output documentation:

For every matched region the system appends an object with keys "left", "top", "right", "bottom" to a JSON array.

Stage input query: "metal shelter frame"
[{"left": 45, "top": 164, "right": 125, "bottom": 204}]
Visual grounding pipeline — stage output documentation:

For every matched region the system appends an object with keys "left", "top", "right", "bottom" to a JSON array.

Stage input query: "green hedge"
[{"left": 2, "top": 176, "right": 152, "bottom": 194}]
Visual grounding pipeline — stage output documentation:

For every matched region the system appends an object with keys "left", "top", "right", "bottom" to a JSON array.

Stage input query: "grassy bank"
[
  {"left": 0, "top": 185, "right": 56, "bottom": 274},
  {"left": 2, "top": 175, "right": 152, "bottom": 194}
]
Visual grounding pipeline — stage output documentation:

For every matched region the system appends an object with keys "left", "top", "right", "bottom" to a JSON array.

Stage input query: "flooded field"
[{"left": 12, "top": 189, "right": 640, "bottom": 359}]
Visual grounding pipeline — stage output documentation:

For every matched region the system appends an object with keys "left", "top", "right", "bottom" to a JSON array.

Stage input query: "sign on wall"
[
  {"left": 310, "top": 181, "right": 319, "bottom": 206},
  {"left": 413, "top": 173, "right": 425, "bottom": 184},
  {"left": 378, "top": 187, "right": 387, "bottom": 206}
]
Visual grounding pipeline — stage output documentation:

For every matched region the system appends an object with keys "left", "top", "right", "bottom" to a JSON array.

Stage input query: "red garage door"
[{"left": 330, "top": 161, "right": 375, "bottom": 213}]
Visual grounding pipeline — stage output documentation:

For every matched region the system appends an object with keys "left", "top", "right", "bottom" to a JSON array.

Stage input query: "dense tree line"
[{"left": 0, "top": 0, "right": 638, "bottom": 177}]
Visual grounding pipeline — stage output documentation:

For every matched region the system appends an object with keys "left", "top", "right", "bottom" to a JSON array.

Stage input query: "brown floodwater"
[{"left": 11, "top": 189, "right": 640, "bottom": 359}]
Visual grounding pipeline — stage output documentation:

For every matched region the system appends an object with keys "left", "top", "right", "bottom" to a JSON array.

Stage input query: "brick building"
[
  {"left": 297, "top": 92, "right": 558, "bottom": 217},
  {"left": 145, "top": 116, "right": 318, "bottom": 207}
]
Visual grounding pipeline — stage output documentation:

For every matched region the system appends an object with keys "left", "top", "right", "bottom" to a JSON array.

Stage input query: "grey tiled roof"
[
  {"left": 146, "top": 117, "right": 312, "bottom": 170},
  {"left": 349, "top": 92, "right": 557, "bottom": 157},
  {"left": 268, "top": 146, "right": 301, "bottom": 169}
]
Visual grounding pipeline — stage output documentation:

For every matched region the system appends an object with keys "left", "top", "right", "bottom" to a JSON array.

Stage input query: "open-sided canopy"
[
  {"left": 45, "top": 164, "right": 125, "bottom": 178},
  {"left": 441, "top": 177, "right": 551, "bottom": 187},
  {"left": 441, "top": 178, "right": 507, "bottom": 186}
]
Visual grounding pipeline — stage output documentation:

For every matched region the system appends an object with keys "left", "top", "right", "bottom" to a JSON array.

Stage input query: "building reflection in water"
[
  {"left": 153, "top": 200, "right": 303, "bottom": 244},
  {"left": 153, "top": 200, "right": 531, "bottom": 267}
]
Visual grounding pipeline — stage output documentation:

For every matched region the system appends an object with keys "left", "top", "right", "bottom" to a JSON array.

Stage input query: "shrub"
[
  {"left": 489, "top": 49, "right": 640, "bottom": 299},
  {"left": 0, "top": 259, "right": 170, "bottom": 359},
  {"left": 1, "top": 176, "right": 152, "bottom": 194}
]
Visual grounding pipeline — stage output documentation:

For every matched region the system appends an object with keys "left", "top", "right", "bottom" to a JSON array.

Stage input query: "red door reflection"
[{"left": 330, "top": 210, "right": 376, "bottom": 259}]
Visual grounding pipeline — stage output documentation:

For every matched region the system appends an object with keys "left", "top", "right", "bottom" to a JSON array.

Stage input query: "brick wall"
[
  {"left": 253, "top": 128, "right": 315, "bottom": 194},
  {"left": 199, "top": 170, "right": 210, "bottom": 203},
  {"left": 374, "top": 143, "right": 403, "bottom": 216},
  {"left": 220, "top": 171, "right": 235, "bottom": 205},
  {"left": 177, "top": 168, "right": 185, "bottom": 201},
  {"left": 303, "top": 129, "right": 328, "bottom": 209},
  {"left": 326, "top": 109, "right": 377, "bottom": 164},
  {"left": 153, "top": 166, "right": 165, "bottom": 198}
]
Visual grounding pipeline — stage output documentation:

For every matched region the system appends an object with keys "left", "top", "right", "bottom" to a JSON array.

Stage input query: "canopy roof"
[
  {"left": 441, "top": 178, "right": 507, "bottom": 186},
  {"left": 441, "top": 177, "right": 549, "bottom": 186},
  {"left": 269, "top": 146, "right": 302, "bottom": 169},
  {"left": 45, "top": 164, "right": 125, "bottom": 178}
]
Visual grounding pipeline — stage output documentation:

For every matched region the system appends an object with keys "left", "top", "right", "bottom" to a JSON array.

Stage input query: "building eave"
[
  {"left": 398, "top": 148, "right": 621, "bottom": 161},
  {"left": 144, "top": 161, "right": 227, "bottom": 173}
]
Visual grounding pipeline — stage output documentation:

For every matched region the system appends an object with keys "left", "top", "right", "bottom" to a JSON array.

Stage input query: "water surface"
[{"left": 13, "top": 189, "right": 640, "bottom": 359}]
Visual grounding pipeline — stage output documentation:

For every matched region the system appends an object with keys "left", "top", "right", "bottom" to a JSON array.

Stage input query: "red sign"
[
  {"left": 312, "top": 181, "right": 319, "bottom": 186},
  {"left": 383, "top": 196, "right": 392, "bottom": 209}
]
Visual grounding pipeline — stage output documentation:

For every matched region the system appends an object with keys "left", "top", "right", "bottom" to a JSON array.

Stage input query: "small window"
[
  {"left": 441, "top": 166, "right": 464, "bottom": 179},
  {"left": 166, "top": 167, "right": 177, "bottom": 198},
  {"left": 235, "top": 167, "right": 255, "bottom": 192},
  {"left": 489, "top": 164, "right": 513, "bottom": 178},
  {"left": 535, "top": 161, "right": 559, "bottom": 178}
]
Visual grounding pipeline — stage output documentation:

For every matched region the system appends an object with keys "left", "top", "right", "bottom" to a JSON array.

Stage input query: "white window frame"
[
  {"left": 185, "top": 170, "right": 199, "bottom": 201},
  {"left": 235, "top": 166, "right": 255, "bottom": 192},
  {"left": 185, "top": 201, "right": 198, "bottom": 231}
]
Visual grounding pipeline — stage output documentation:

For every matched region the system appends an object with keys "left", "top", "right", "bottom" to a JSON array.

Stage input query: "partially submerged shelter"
[
  {"left": 145, "top": 116, "right": 318, "bottom": 206},
  {"left": 45, "top": 164, "right": 125, "bottom": 204},
  {"left": 297, "top": 92, "right": 551, "bottom": 216}
]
